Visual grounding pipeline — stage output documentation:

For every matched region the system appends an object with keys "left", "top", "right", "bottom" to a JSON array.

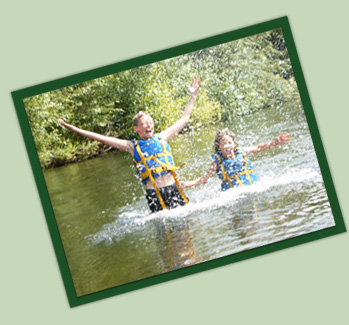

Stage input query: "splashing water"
[{"left": 88, "top": 164, "right": 327, "bottom": 246}]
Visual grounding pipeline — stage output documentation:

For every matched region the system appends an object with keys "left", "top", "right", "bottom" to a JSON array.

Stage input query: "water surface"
[{"left": 44, "top": 103, "right": 335, "bottom": 296}]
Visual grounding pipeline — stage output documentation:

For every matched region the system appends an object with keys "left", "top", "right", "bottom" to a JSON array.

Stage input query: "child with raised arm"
[
  {"left": 59, "top": 77, "right": 201, "bottom": 212},
  {"left": 181, "top": 129, "right": 290, "bottom": 191}
]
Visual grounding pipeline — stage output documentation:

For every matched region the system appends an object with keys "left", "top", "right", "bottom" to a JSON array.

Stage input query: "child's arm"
[
  {"left": 58, "top": 119, "right": 134, "bottom": 155},
  {"left": 244, "top": 132, "right": 290, "bottom": 155},
  {"left": 161, "top": 77, "right": 201, "bottom": 142},
  {"left": 181, "top": 161, "right": 217, "bottom": 188}
]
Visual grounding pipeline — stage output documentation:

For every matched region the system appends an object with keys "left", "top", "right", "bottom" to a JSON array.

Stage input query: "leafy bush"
[{"left": 24, "top": 29, "right": 298, "bottom": 168}]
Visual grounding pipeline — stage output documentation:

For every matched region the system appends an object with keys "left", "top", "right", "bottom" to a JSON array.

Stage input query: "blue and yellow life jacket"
[
  {"left": 132, "top": 134, "right": 188, "bottom": 209},
  {"left": 212, "top": 146, "right": 258, "bottom": 191}
]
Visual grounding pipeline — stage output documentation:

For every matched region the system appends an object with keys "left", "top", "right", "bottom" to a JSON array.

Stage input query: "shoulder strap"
[
  {"left": 214, "top": 153, "right": 235, "bottom": 188},
  {"left": 236, "top": 146, "right": 253, "bottom": 185}
]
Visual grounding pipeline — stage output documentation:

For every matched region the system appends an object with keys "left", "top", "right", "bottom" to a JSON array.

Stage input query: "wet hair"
[
  {"left": 214, "top": 128, "right": 237, "bottom": 153},
  {"left": 132, "top": 111, "right": 152, "bottom": 126}
]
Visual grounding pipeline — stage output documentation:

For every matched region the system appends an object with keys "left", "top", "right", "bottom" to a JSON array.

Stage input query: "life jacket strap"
[
  {"left": 138, "top": 164, "right": 178, "bottom": 181},
  {"left": 236, "top": 147, "right": 253, "bottom": 185},
  {"left": 171, "top": 170, "right": 189, "bottom": 204},
  {"left": 134, "top": 139, "right": 167, "bottom": 210}
]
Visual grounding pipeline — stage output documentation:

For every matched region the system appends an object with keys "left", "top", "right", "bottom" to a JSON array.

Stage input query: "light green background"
[{"left": 1, "top": 1, "right": 348, "bottom": 323}]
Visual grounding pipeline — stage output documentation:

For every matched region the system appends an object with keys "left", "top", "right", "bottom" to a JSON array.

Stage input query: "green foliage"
[
  {"left": 181, "top": 29, "right": 300, "bottom": 120},
  {"left": 24, "top": 29, "right": 299, "bottom": 168}
]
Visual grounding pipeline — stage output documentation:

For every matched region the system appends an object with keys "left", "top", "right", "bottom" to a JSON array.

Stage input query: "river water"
[{"left": 43, "top": 102, "right": 335, "bottom": 297}]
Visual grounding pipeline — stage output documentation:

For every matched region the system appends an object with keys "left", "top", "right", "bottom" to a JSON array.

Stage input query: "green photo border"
[{"left": 11, "top": 16, "right": 346, "bottom": 307}]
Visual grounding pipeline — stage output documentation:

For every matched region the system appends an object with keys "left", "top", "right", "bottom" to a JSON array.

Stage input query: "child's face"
[
  {"left": 134, "top": 115, "right": 154, "bottom": 140},
  {"left": 218, "top": 135, "right": 236, "bottom": 159}
]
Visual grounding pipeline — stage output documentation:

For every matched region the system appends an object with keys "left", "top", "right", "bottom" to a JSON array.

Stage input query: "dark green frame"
[{"left": 11, "top": 16, "right": 346, "bottom": 307}]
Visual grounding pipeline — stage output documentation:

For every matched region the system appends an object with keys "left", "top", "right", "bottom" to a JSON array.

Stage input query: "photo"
[{"left": 13, "top": 18, "right": 345, "bottom": 307}]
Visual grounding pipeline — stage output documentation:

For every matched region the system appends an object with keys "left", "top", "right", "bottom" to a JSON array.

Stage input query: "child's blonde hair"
[{"left": 132, "top": 111, "right": 152, "bottom": 126}]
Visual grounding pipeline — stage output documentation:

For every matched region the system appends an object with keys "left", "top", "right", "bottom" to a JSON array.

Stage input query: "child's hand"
[
  {"left": 58, "top": 119, "right": 73, "bottom": 131},
  {"left": 188, "top": 76, "right": 201, "bottom": 96},
  {"left": 275, "top": 132, "right": 290, "bottom": 145},
  {"left": 180, "top": 181, "right": 188, "bottom": 189},
  {"left": 58, "top": 118, "right": 66, "bottom": 126}
]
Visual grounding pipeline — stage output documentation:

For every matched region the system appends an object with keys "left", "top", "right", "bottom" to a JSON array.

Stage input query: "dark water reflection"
[{"left": 43, "top": 103, "right": 335, "bottom": 296}]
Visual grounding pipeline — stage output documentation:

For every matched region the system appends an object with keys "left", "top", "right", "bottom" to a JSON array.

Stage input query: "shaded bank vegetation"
[{"left": 24, "top": 29, "right": 301, "bottom": 168}]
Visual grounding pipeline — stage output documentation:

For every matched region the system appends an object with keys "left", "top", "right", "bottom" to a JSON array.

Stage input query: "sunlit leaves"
[{"left": 24, "top": 29, "right": 298, "bottom": 168}]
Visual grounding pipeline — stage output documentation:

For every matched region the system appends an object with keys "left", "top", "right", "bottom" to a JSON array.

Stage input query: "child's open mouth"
[{"left": 225, "top": 147, "right": 234, "bottom": 158}]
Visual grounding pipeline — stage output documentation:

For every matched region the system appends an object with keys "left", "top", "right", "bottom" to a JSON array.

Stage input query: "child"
[
  {"left": 181, "top": 128, "right": 290, "bottom": 191},
  {"left": 59, "top": 77, "right": 201, "bottom": 212}
]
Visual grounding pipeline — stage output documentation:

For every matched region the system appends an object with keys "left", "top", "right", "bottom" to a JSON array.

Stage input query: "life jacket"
[
  {"left": 212, "top": 146, "right": 258, "bottom": 191},
  {"left": 132, "top": 134, "right": 188, "bottom": 210}
]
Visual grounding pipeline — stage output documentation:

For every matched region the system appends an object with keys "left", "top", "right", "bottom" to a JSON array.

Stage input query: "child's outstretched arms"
[
  {"left": 180, "top": 161, "right": 217, "bottom": 189},
  {"left": 161, "top": 77, "right": 201, "bottom": 142},
  {"left": 244, "top": 132, "right": 290, "bottom": 155},
  {"left": 58, "top": 119, "right": 134, "bottom": 155}
]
